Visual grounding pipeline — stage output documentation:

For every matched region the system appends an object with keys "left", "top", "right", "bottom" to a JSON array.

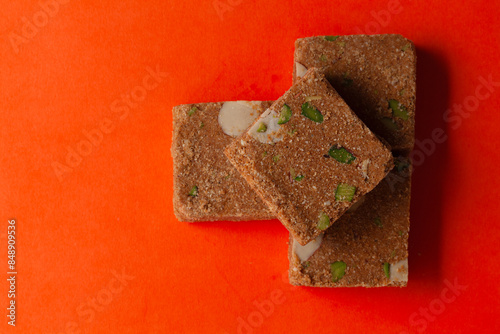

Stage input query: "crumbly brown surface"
[
  {"left": 171, "top": 101, "right": 274, "bottom": 222},
  {"left": 294, "top": 34, "right": 416, "bottom": 152},
  {"left": 224, "top": 68, "right": 393, "bottom": 245},
  {"left": 289, "top": 156, "right": 412, "bottom": 287}
]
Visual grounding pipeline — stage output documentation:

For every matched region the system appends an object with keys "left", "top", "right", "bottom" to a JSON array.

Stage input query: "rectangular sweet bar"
[
  {"left": 288, "top": 155, "right": 412, "bottom": 287},
  {"left": 294, "top": 34, "right": 416, "bottom": 152},
  {"left": 171, "top": 101, "right": 274, "bottom": 222},
  {"left": 225, "top": 68, "right": 393, "bottom": 245}
]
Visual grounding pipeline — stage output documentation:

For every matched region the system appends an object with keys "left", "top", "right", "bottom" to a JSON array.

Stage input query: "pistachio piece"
[
  {"left": 294, "top": 175, "right": 305, "bottom": 181},
  {"left": 188, "top": 106, "right": 197, "bottom": 116},
  {"left": 304, "top": 96, "right": 322, "bottom": 102},
  {"left": 335, "top": 184, "right": 356, "bottom": 202},
  {"left": 324, "top": 35, "right": 339, "bottom": 41},
  {"left": 272, "top": 155, "right": 280, "bottom": 163},
  {"left": 330, "top": 261, "right": 346, "bottom": 283},
  {"left": 383, "top": 262, "right": 390, "bottom": 278},
  {"left": 256, "top": 122, "right": 267, "bottom": 133},
  {"left": 317, "top": 212, "right": 330, "bottom": 230},
  {"left": 320, "top": 54, "right": 328, "bottom": 62},
  {"left": 342, "top": 72, "right": 353, "bottom": 86},
  {"left": 278, "top": 104, "right": 292, "bottom": 124},
  {"left": 188, "top": 186, "right": 198, "bottom": 197},
  {"left": 290, "top": 167, "right": 304, "bottom": 181},
  {"left": 380, "top": 117, "right": 399, "bottom": 131},
  {"left": 342, "top": 78, "right": 353, "bottom": 86},
  {"left": 374, "top": 216, "right": 383, "bottom": 228},
  {"left": 395, "top": 158, "right": 410, "bottom": 172},
  {"left": 388, "top": 99, "right": 409, "bottom": 120},
  {"left": 328, "top": 146, "right": 356, "bottom": 164},
  {"left": 301, "top": 102, "right": 323, "bottom": 123}
]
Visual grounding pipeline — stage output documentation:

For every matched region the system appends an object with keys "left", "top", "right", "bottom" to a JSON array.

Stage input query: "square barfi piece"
[
  {"left": 171, "top": 101, "right": 275, "bottom": 222},
  {"left": 294, "top": 34, "right": 416, "bottom": 152},
  {"left": 288, "top": 156, "right": 411, "bottom": 287},
  {"left": 224, "top": 68, "right": 393, "bottom": 245}
]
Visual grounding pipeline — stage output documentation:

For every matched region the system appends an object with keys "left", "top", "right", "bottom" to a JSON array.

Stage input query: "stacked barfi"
[{"left": 171, "top": 34, "right": 416, "bottom": 287}]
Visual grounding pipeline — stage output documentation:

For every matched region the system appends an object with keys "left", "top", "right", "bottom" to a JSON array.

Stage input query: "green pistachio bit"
[
  {"left": 381, "top": 117, "right": 399, "bottom": 131},
  {"left": 290, "top": 168, "right": 303, "bottom": 182},
  {"left": 335, "top": 183, "right": 356, "bottom": 202},
  {"left": 388, "top": 99, "right": 409, "bottom": 120},
  {"left": 330, "top": 261, "right": 346, "bottom": 283},
  {"left": 328, "top": 146, "right": 356, "bottom": 164},
  {"left": 400, "top": 89, "right": 405, "bottom": 96},
  {"left": 317, "top": 212, "right": 330, "bottom": 230},
  {"left": 294, "top": 175, "right": 305, "bottom": 181},
  {"left": 320, "top": 54, "right": 328, "bottom": 62},
  {"left": 273, "top": 155, "right": 280, "bottom": 163},
  {"left": 303, "top": 261, "right": 310, "bottom": 268},
  {"left": 288, "top": 128, "right": 297, "bottom": 136},
  {"left": 374, "top": 90, "right": 378, "bottom": 94},
  {"left": 374, "top": 216, "right": 383, "bottom": 228},
  {"left": 402, "top": 43, "right": 410, "bottom": 52},
  {"left": 278, "top": 104, "right": 292, "bottom": 124},
  {"left": 398, "top": 230, "right": 404, "bottom": 236},
  {"left": 256, "top": 122, "right": 267, "bottom": 133},
  {"left": 305, "top": 96, "right": 322, "bottom": 102},
  {"left": 391, "top": 250, "right": 396, "bottom": 258},
  {"left": 301, "top": 102, "right": 324, "bottom": 123},
  {"left": 188, "top": 186, "right": 198, "bottom": 197},
  {"left": 342, "top": 78, "right": 353, "bottom": 86},
  {"left": 395, "top": 158, "right": 410, "bottom": 172},
  {"left": 200, "top": 121, "right": 204, "bottom": 128},
  {"left": 383, "top": 262, "right": 390, "bottom": 278},
  {"left": 337, "top": 41, "right": 346, "bottom": 47},
  {"left": 342, "top": 72, "right": 352, "bottom": 86},
  {"left": 325, "top": 35, "right": 339, "bottom": 41},
  {"left": 188, "top": 106, "right": 197, "bottom": 116},
  {"left": 262, "top": 151, "right": 268, "bottom": 157},
  {"left": 224, "top": 174, "right": 231, "bottom": 180}
]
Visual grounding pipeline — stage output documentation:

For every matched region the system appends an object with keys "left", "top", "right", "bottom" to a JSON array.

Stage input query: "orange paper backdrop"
[{"left": 1, "top": 0, "right": 499, "bottom": 333}]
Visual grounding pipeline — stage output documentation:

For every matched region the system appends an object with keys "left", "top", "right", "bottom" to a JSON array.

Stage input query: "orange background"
[{"left": 1, "top": 0, "right": 500, "bottom": 333}]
